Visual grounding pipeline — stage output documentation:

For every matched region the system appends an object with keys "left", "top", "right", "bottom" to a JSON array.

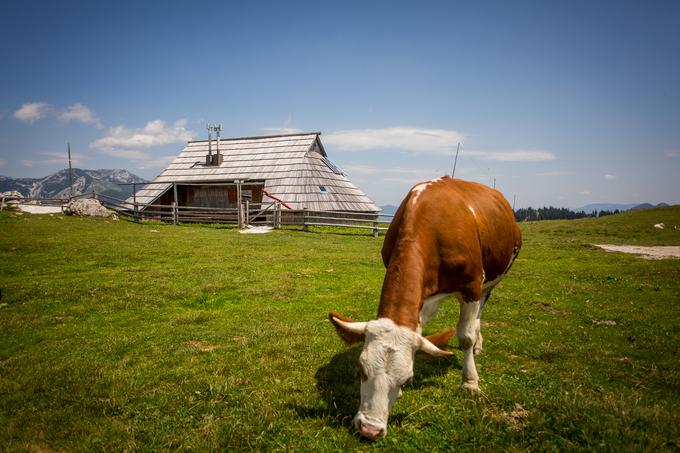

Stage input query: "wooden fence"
[
  {"left": 99, "top": 193, "right": 393, "bottom": 236},
  {"left": 2, "top": 191, "right": 393, "bottom": 236}
]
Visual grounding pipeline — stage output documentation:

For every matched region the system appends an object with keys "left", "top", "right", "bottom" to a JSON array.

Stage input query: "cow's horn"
[
  {"left": 418, "top": 335, "right": 454, "bottom": 357},
  {"left": 331, "top": 317, "right": 368, "bottom": 335}
]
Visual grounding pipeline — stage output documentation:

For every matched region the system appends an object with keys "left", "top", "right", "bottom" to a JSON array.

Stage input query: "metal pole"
[
  {"left": 236, "top": 180, "right": 243, "bottom": 228},
  {"left": 215, "top": 124, "right": 222, "bottom": 164},
  {"left": 132, "top": 183, "right": 138, "bottom": 222},
  {"left": 207, "top": 125, "right": 213, "bottom": 164},
  {"left": 67, "top": 143, "right": 74, "bottom": 199},
  {"left": 173, "top": 183, "right": 178, "bottom": 224},
  {"left": 451, "top": 142, "right": 461, "bottom": 178}
]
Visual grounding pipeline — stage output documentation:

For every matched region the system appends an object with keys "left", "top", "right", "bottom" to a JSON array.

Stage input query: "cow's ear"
[
  {"left": 424, "top": 327, "right": 456, "bottom": 349},
  {"left": 329, "top": 311, "right": 366, "bottom": 345}
]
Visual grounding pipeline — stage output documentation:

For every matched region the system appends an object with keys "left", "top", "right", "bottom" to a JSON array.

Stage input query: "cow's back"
[{"left": 382, "top": 177, "right": 521, "bottom": 302}]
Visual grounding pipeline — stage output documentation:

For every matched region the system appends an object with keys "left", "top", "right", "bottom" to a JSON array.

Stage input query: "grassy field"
[{"left": 1, "top": 206, "right": 679, "bottom": 451}]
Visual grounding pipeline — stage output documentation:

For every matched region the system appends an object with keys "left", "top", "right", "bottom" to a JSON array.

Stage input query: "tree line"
[{"left": 514, "top": 206, "right": 621, "bottom": 222}]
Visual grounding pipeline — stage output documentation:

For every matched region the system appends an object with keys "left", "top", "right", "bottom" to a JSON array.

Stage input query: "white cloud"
[
  {"left": 536, "top": 171, "right": 569, "bottom": 177},
  {"left": 100, "top": 149, "right": 151, "bottom": 160},
  {"left": 325, "top": 126, "right": 464, "bottom": 154},
  {"left": 343, "top": 164, "right": 444, "bottom": 185},
  {"left": 343, "top": 164, "right": 438, "bottom": 176},
  {"left": 261, "top": 127, "right": 304, "bottom": 134},
  {"left": 59, "top": 103, "right": 102, "bottom": 128},
  {"left": 90, "top": 119, "right": 193, "bottom": 152},
  {"left": 20, "top": 151, "right": 87, "bottom": 167},
  {"left": 465, "top": 150, "right": 556, "bottom": 162},
  {"left": 0, "top": 159, "right": 6, "bottom": 168},
  {"left": 13, "top": 102, "right": 51, "bottom": 123},
  {"left": 324, "top": 126, "right": 555, "bottom": 162},
  {"left": 604, "top": 174, "right": 617, "bottom": 181}
]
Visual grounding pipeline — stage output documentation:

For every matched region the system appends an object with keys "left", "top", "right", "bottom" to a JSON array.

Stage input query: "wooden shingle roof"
[{"left": 130, "top": 132, "right": 379, "bottom": 212}]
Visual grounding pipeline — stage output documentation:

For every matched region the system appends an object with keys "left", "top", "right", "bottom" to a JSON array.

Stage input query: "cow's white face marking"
[{"left": 354, "top": 318, "right": 417, "bottom": 438}]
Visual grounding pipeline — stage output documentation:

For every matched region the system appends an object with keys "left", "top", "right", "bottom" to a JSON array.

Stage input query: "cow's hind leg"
[
  {"left": 474, "top": 290, "right": 492, "bottom": 356},
  {"left": 458, "top": 299, "right": 482, "bottom": 391}
]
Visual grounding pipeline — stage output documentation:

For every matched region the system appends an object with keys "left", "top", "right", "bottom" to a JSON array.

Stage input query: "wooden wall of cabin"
[{"left": 176, "top": 184, "right": 263, "bottom": 208}]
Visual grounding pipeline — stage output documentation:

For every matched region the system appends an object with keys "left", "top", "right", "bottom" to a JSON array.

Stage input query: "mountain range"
[
  {"left": 0, "top": 168, "right": 148, "bottom": 200},
  {"left": 379, "top": 202, "right": 669, "bottom": 215},
  {"left": 575, "top": 202, "right": 669, "bottom": 214}
]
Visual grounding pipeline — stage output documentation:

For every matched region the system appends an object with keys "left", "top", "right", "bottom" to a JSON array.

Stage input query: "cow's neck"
[{"left": 377, "top": 243, "right": 429, "bottom": 330}]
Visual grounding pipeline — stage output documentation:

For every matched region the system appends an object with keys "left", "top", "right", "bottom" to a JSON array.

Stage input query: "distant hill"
[
  {"left": 379, "top": 204, "right": 399, "bottom": 215},
  {"left": 576, "top": 202, "right": 669, "bottom": 214},
  {"left": 0, "top": 169, "right": 148, "bottom": 200}
]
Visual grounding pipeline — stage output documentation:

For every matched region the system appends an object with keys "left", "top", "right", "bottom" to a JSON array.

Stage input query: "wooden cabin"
[{"left": 129, "top": 132, "right": 379, "bottom": 213}]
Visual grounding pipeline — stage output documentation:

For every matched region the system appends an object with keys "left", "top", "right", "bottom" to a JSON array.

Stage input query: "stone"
[{"left": 65, "top": 199, "right": 113, "bottom": 218}]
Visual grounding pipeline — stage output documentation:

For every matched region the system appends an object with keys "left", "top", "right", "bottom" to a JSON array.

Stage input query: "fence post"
[
  {"left": 133, "top": 187, "right": 139, "bottom": 222},
  {"left": 274, "top": 202, "right": 280, "bottom": 229},
  {"left": 245, "top": 200, "right": 250, "bottom": 226},
  {"left": 302, "top": 207, "right": 309, "bottom": 232},
  {"left": 171, "top": 202, "right": 177, "bottom": 225},
  {"left": 236, "top": 180, "right": 243, "bottom": 228},
  {"left": 92, "top": 190, "right": 97, "bottom": 201},
  {"left": 372, "top": 220, "right": 379, "bottom": 238},
  {"left": 0, "top": 196, "right": 5, "bottom": 212}
]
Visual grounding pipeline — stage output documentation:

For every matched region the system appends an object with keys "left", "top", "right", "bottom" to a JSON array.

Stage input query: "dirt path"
[{"left": 594, "top": 244, "right": 680, "bottom": 260}]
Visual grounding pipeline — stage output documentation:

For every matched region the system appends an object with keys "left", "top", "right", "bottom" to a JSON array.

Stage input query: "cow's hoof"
[{"left": 461, "top": 381, "right": 480, "bottom": 393}]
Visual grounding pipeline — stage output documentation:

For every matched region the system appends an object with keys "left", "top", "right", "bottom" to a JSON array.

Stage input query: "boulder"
[
  {"left": 65, "top": 199, "right": 113, "bottom": 218},
  {"left": 1, "top": 191, "right": 23, "bottom": 200}
]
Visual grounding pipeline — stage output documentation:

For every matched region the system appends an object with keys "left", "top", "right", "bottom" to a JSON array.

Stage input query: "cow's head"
[{"left": 329, "top": 311, "right": 454, "bottom": 440}]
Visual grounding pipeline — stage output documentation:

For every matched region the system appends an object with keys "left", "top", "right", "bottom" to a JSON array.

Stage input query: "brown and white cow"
[{"left": 329, "top": 176, "right": 521, "bottom": 440}]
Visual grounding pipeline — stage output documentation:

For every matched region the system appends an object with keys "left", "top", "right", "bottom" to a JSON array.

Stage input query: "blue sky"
[{"left": 1, "top": 0, "right": 678, "bottom": 208}]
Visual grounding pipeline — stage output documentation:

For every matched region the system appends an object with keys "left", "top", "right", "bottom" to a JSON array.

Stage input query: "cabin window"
[{"left": 319, "top": 185, "right": 327, "bottom": 192}]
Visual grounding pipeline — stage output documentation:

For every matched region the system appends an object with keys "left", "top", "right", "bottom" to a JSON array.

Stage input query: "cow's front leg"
[{"left": 458, "top": 300, "right": 481, "bottom": 391}]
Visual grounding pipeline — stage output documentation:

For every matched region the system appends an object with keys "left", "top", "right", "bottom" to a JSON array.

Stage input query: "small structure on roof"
[{"left": 129, "top": 131, "right": 379, "bottom": 213}]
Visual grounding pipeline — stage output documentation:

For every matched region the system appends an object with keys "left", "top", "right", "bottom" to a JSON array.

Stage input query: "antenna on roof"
[
  {"left": 214, "top": 124, "right": 223, "bottom": 165},
  {"left": 205, "top": 124, "right": 224, "bottom": 166},
  {"left": 451, "top": 142, "right": 461, "bottom": 178},
  {"left": 206, "top": 125, "right": 213, "bottom": 165}
]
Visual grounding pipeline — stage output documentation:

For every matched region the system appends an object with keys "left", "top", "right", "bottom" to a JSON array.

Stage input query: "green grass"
[{"left": 1, "top": 206, "right": 679, "bottom": 451}]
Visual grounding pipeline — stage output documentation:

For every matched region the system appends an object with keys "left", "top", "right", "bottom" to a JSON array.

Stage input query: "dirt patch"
[
  {"left": 487, "top": 403, "right": 529, "bottom": 430},
  {"left": 535, "top": 302, "right": 569, "bottom": 315},
  {"left": 187, "top": 340, "right": 219, "bottom": 352},
  {"left": 18, "top": 204, "right": 64, "bottom": 214},
  {"left": 593, "top": 244, "right": 680, "bottom": 260}
]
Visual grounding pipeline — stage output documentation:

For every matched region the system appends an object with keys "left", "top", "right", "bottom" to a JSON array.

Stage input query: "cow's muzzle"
[{"left": 355, "top": 415, "right": 386, "bottom": 440}]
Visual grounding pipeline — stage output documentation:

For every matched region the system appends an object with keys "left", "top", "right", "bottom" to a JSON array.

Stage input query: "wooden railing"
[{"left": 3, "top": 192, "right": 394, "bottom": 237}]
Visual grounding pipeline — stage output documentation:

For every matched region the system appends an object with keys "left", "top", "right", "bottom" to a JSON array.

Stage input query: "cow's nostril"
[{"left": 358, "top": 421, "right": 384, "bottom": 440}]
